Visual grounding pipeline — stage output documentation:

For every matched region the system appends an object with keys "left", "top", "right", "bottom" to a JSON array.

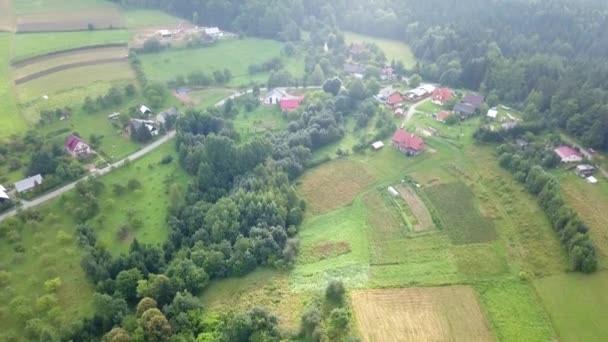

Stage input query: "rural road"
[
  {"left": 0, "top": 85, "right": 323, "bottom": 222},
  {"left": 403, "top": 97, "right": 431, "bottom": 126}
]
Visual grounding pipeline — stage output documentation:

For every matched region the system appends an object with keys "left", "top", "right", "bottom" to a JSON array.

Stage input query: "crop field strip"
[{"left": 16, "top": 8, "right": 124, "bottom": 32}]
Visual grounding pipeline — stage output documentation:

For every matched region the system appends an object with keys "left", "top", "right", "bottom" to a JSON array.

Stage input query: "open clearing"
[
  {"left": 234, "top": 104, "right": 288, "bottom": 141},
  {"left": 0, "top": 34, "right": 26, "bottom": 137},
  {"left": 299, "top": 159, "right": 375, "bottom": 214},
  {"left": 535, "top": 272, "right": 608, "bottom": 341},
  {"left": 12, "top": 30, "right": 129, "bottom": 62},
  {"left": 344, "top": 31, "right": 416, "bottom": 69},
  {"left": 351, "top": 286, "right": 494, "bottom": 342}
]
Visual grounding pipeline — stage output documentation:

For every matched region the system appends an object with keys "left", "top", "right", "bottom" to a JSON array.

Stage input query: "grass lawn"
[
  {"left": 123, "top": 9, "right": 183, "bottom": 28},
  {"left": 92, "top": 142, "right": 188, "bottom": 254},
  {"left": 12, "top": 30, "right": 129, "bottom": 62},
  {"left": 233, "top": 104, "right": 288, "bottom": 141},
  {"left": 13, "top": 0, "right": 115, "bottom": 14},
  {"left": 343, "top": 31, "right": 416, "bottom": 69},
  {"left": 0, "top": 34, "right": 27, "bottom": 137},
  {"left": 140, "top": 39, "right": 302, "bottom": 87},
  {"left": 477, "top": 280, "right": 556, "bottom": 341},
  {"left": 190, "top": 88, "right": 234, "bottom": 109},
  {"left": 535, "top": 272, "right": 608, "bottom": 341}
]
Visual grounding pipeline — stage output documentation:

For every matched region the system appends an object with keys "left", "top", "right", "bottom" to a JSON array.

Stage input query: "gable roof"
[
  {"left": 554, "top": 146, "right": 581, "bottom": 159},
  {"left": 463, "top": 94, "right": 485, "bottom": 107},
  {"left": 432, "top": 87, "right": 453, "bottom": 103},
  {"left": 391, "top": 129, "right": 424, "bottom": 151},
  {"left": 15, "top": 174, "right": 43, "bottom": 193},
  {"left": 387, "top": 92, "right": 404, "bottom": 106},
  {"left": 64, "top": 135, "right": 85, "bottom": 152},
  {"left": 139, "top": 105, "right": 151, "bottom": 115},
  {"left": 0, "top": 185, "right": 8, "bottom": 199},
  {"left": 454, "top": 103, "right": 476, "bottom": 115},
  {"left": 280, "top": 97, "right": 303, "bottom": 111},
  {"left": 437, "top": 110, "right": 451, "bottom": 122}
]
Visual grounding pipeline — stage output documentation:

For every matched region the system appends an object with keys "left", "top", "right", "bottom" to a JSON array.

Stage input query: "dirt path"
[
  {"left": 14, "top": 57, "right": 127, "bottom": 84},
  {"left": 402, "top": 97, "right": 431, "bottom": 126}
]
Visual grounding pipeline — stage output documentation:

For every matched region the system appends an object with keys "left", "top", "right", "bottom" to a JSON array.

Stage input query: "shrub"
[{"left": 325, "top": 279, "right": 345, "bottom": 304}]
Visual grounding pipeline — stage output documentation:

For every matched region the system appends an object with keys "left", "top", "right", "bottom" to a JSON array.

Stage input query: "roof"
[
  {"left": 372, "top": 141, "right": 385, "bottom": 149},
  {"left": 378, "top": 86, "right": 395, "bottom": 99},
  {"left": 387, "top": 92, "right": 404, "bottom": 105},
  {"left": 205, "top": 27, "right": 221, "bottom": 34},
  {"left": 463, "top": 94, "right": 485, "bottom": 107},
  {"left": 15, "top": 174, "right": 43, "bottom": 193},
  {"left": 437, "top": 110, "right": 451, "bottom": 122},
  {"left": 432, "top": 87, "right": 453, "bottom": 102},
  {"left": 64, "top": 135, "right": 85, "bottom": 152},
  {"left": 420, "top": 84, "right": 436, "bottom": 93},
  {"left": 554, "top": 146, "right": 581, "bottom": 159},
  {"left": 280, "top": 97, "right": 303, "bottom": 111},
  {"left": 139, "top": 105, "right": 151, "bottom": 114},
  {"left": 487, "top": 109, "right": 498, "bottom": 118},
  {"left": 391, "top": 129, "right": 424, "bottom": 151},
  {"left": 454, "top": 103, "right": 476, "bottom": 114},
  {"left": 587, "top": 176, "right": 598, "bottom": 184},
  {"left": 156, "top": 107, "right": 178, "bottom": 124},
  {"left": 0, "top": 185, "right": 8, "bottom": 199},
  {"left": 576, "top": 164, "right": 594, "bottom": 171},
  {"left": 158, "top": 29, "right": 172, "bottom": 35}
]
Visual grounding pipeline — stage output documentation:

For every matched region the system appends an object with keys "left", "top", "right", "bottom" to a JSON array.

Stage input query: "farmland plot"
[{"left": 351, "top": 286, "right": 494, "bottom": 342}]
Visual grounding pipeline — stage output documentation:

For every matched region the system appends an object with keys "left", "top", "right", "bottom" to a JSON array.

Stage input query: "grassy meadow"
[
  {"left": 344, "top": 31, "right": 416, "bottom": 69},
  {"left": 233, "top": 104, "right": 289, "bottom": 141},
  {"left": 13, "top": 0, "right": 116, "bottom": 15},
  {"left": 122, "top": 9, "right": 183, "bottom": 28},
  {"left": 0, "top": 33, "right": 27, "bottom": 137},
  {"left": 189, "top": 88, "right": 235, "bottom": 109}
]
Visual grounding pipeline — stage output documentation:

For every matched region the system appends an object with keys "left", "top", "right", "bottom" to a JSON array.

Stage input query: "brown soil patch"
[
  {"left": 352, "top": 286, "right": 494, "bottom": 342},
  {"left": 396, "top": 184, "right": 433, "bottom": 232},
  {"left": 313, "top": 241, "right": 351, "bottom": 260},
  {"left": 299, "top": 159, "right": 375, "bottom": 214}
]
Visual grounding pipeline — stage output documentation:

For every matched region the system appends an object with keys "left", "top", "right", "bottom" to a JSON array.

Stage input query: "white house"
[{"left": 204, "top": 27, "right": 222, "bottom": 38}]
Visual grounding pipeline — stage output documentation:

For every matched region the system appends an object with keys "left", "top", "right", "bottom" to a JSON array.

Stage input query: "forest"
[{"left": 113, "top": 0, "right": 608, "bottom": 151}]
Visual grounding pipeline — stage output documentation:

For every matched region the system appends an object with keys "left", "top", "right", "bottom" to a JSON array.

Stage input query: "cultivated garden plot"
[
  {"left": 395, "top": 184, "right": 434, "bottom": 231},
  {"left": 351, "top": 286, "right": 494, "bottom": 342}
]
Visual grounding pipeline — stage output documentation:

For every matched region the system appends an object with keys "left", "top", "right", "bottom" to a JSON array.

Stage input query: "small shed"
[
  {"left": 371, "top": 141, "right": 384, "bottom": 150},
  {"left": 388, "top": 186, "right": 399, "bottom": 197},
  {"left": 139, "top": 105, "right": 152, "bottom": 115},
  {"left": 576, "top": 164, "right": 595, "bottom": 177},
  {"left": 487, "top": 108, "right": 498, "bottom": 119},
  {"left": 587, "top": 176, "right": 598, "bottom": 184}
]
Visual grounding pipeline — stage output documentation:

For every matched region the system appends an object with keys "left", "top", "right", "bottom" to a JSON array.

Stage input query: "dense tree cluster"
[{"left": 497, "top": 142, "right": 597, "bottom": 273}]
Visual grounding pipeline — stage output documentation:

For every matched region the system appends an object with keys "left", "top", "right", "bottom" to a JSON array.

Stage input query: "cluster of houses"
[
  {"left": 262, "top": 88, "right": 305, "bottom": 112},
  {"left": 110, "top": 105, "right": 178, "bottom": 137},
  {"left": 156, "top": 25, "right": 224, "bottom": 40},
  {"left": 554, "top": 146, "right": 598, "bottom": 184}
]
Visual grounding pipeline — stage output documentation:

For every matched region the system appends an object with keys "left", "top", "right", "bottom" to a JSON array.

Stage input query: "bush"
[
  {"left": 325, "top": 279, "right": 345, "bottom": 304},
  {"left": 160, "top": 155, "right": 173, "bottom": 165}
]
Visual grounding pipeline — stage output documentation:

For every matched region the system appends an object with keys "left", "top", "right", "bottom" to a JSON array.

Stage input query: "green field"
[
  {"left": 140, "top": 38, "right": 303, "bottom": 87},
  {"left": 344, "top": 31, "right": 416, "bottom": 69},
  {"left": 12, "top": 30, "right": 129, "bottom": 62},
  {"left": 122, "top": 9, "right": 184, "bottom": 28},
  {"left": 234, "top": 104, "right": 289, "bottom": 141},
  {"left": 535, "top": 272, "right": 608, "bottom": 341},
  {"left": 189, "top": 88, "right": 235, "bottom": 109},
  {"left": 13, "top": 0, "right": 116, "bottom": 14},
  {"left": 0, "top": 33, "right": 26, "bottom": 137}
]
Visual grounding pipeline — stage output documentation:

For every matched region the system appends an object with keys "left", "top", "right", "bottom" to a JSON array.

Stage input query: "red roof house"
[
  {"left": 431, "top": 87, "right": 453, "bottom": 105},
  {"left": 554, "top": 146, "right": 583, "bottom": 163},
  {"left": 64, "top": 135, "right": 91, "bottom": 158},
  {"left": 280, "top": 97, "right": 304, "bottom": 112},
  {"left": 436, "top": 110, "right": 451, "bottom": 122},
  {"left": 386, "top": 92, "right": 404, "bottom": 107},
  {"left": 391, "top": 129, "right": 425, "bottom": 156}
]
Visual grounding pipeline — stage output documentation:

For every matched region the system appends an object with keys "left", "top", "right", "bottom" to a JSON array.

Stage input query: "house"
[
  {"left": 0, "top": 185, "right": 9, "bottom": 200},
  {"left": 403, "top": 84, "right": 436, "bottom": 103},
  {"left": 431, "top": 87, "right": 453, "bottom": 105},
  {"left": 575, "top": 164, "right": 595, "bottom": 177},
  {"left": 158, "top": 29, "right": 172, "bottom": 38},
  {"left": 343, "top": 62, "right": 366, "bottom": 77},
  {"left": 453, "top": 103, "right": 477, "bottom": 117},
  {"left": 64, "top": 135, "right": 91, "bottom": 158},
  {"left": 388, "top": 186, "right": 399, "bottom": 197},
  {"left": 554, "top": 146, "right": 583, "bottom": 163},
  {"left": 387, "top": 92, "right": 405, "bottom": 107},
  {"left": 463, "top": 94, "right": 485, "bottom": 108},
  {"left": 487, "top": 108, "right": 498, "bottom": 119},
  {"left": 204, "top": 27, "right": 222, "bottom": 38},
  {"left": 371, "top": 141, "right": 384, "bottom": 150},
  {"left": 156, "top": 107, "right": 178, "bottom": 126},
  {"left": 14, "top": 174, "right": 43, "bottom": 194},
  {"left": 130, "top": 119, "right": 158, "bottom": 136},
  {"left": 391, "top": 128, "right": 425, "bottom": 156},
  {"left": 394, "top": 108, "right": 405, "bottom": 117},
  {"left": 280, "top": 97, "right": 304, "bottom": 112},
  {"left": 139, "top": 105, "right": 152, "bottom": 115},
  {"left": 436, "top": 110, "right": 451, "bottom": 122},
  {"left": 263, "top": 88, "right": 299, "bottom": 104},
  {"left": 376, "top": 86, "right": 395, "bottom": 101}
]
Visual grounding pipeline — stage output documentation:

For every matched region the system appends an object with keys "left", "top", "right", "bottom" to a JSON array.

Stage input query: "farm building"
[
  {"left": 391, "top": 128, "right": 425, "bottom": 156},
  {"left": 139, "top": 105, "right": 152, "bottom": 115},
  {"left": 575, "top": 164, "right": 595, "bottom": 177},
  {"left": 156, "top": 107, "right": 178, "bottom": 126},
  {"left": 15, "top": 174, "right": 43, "bottom": 194},
  {"left": 436, "top": 110, "right": 451, "bottom": 122},
  {"left": 487, "top": 108, "right": 498, "bottom": 119},
  {"left": 0, "top": 185, "right": 9, "bottom": 200},
  {"left": 204, "top": 27, "right": 223, "bottom": 38},
  {"left": 371, "top": 141, "right": 385, "bottom": 150},
  {"left": 158, "top": 29, "right": 173, "bottom": 38},
  {"left": 387, "top": 92, "right": 405, "bottom": 107},
  {"left": 263, "top": 88, "right": 299, "bottom": 104},
  {"left": 280, "top": 97, "right": 304, "bottom": 112},
  {"left": 454, "top": 103, "right": 477, "bottom": 117},
  {"left": 431, "top": 87, "right": 453, "bottom": 105},
  {"left": 403, "top": 84, "right": 436, "bottom": 103},
  {"left": 394, "top": 108, "right": 405, "bottom": 117},
  {"left": 64, "top": 135, "right": 91, "bottom": 158},
  {"left": 554, "top": 146, "right": 583, "bottom": 163},
  {"left": 463, "top": 93, "right": 485, "bottom": 108},
  {"left": 388, "top": 186, "right": 399, "bottom": 197}
]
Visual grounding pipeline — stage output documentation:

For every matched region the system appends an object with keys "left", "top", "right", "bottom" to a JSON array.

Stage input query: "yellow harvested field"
[
  {"left": 299, "top": 159, "right": 375, "bottom": 214},
  {"left": 352, "top": 286, "right": 494, "bottom": 342}
]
